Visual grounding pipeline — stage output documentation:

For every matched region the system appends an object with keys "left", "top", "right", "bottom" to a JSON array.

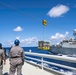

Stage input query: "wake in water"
[{"left": 43, "top": 62, "right": 76, "bottom": 75}]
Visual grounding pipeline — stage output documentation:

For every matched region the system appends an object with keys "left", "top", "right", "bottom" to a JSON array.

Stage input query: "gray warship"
[{"left": 50, "top": 29, "right": 76, "bottom": 55}]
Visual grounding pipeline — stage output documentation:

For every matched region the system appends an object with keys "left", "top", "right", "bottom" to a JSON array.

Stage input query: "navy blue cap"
[
  {"left": 14, "top": 39, "right": 20, "bottom": 45},
  {"left": 0, "top": 43, "right": 2, "bottom": 47}
]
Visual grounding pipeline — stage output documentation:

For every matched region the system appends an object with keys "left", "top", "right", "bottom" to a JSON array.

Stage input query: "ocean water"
[
  {"left": 23, "top": 47, "right": 49, "bottom": 54},
  {"left": 6, "top": 47, "right": 76, "bottom": 75}
]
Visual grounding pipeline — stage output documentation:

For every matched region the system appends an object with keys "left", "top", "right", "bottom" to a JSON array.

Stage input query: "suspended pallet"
[
  {"left": 38, "top": 20, "right": 50, "bottom": 50},
  {"left": 38, "top": 41, "right": 50, "bottom": 50}
]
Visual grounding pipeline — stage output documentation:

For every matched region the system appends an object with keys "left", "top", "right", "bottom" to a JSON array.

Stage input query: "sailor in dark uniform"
[{"left": 9, "top": 39, "right": 24, "bottom": 75}]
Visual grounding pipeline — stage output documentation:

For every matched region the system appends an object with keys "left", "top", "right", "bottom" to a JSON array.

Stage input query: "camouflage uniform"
[
  {"left": 9, "top": 46, "right": 24, "bottom": 75},
  {"left": 0, "top": 49, "right": 6, "bottom": 75}
]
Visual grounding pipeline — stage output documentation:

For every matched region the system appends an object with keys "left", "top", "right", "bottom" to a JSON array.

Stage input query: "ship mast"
[{"left": 73, "top": 29, "right": 76, "bottom": 40}]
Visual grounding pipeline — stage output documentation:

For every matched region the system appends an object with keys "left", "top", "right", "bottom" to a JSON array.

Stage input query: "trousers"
[
  {"left": 0, "top": 65, "right": 3, "bottom": 75},
  {"left": 9, "top": 63, "right": 22, "bottom": 75}
]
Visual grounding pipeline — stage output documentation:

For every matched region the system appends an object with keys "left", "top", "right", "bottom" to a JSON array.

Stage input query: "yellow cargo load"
[{"left": 38, "top": 41, "right": 50, "bottom": 50}]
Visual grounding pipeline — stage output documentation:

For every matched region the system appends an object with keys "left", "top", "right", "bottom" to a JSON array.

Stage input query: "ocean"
[{"left": 6, "top": 47, "right": 76, "bottom": 75}]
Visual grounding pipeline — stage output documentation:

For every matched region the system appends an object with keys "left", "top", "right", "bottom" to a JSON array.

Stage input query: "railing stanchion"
[
  {"left": 25, "top": 52, "right": 76, "bottom": 74},
  {"left": 41, "top": 57, "right": 43, "bottom": 70}
]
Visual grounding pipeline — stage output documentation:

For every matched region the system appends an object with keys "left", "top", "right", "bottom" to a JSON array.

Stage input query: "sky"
[{"left": 0, "top": 0, "right": 76, "bottom": 47}]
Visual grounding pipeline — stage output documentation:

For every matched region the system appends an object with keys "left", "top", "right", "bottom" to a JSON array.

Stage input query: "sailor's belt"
[{"left": 11, "top": 56, "right": 21, "bottom": 58}]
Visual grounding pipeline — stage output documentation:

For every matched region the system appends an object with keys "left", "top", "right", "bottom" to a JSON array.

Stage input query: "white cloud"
[
  {"left": 13, "top": 26, "right": 23, "bottom": 32},
  {"left": 5, "top": 37, "right": 38, "bottom": 47},
  {"left": 20, "top": 37, "right": 38, "bottom": 45},
  {"left": 16, "top": 36, "right": 20, "bottom": 40},
  {"left": 5, "top": 40, "right": 13, "bottom": 46},
  {"left": 47, "top": 5, "right": 69, "bottom": 18},
  {"left": 50, "top": 31, "right": 69, "bottom": 44}
]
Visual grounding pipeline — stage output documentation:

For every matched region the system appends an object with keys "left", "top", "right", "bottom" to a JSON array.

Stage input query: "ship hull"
[{"left": 49, "top": 46, "right": 76, "bottom": 55}]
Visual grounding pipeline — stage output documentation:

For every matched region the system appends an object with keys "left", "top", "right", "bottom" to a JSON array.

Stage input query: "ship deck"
[
  {"left": 3, "top": 58, "right": 54, "bottom": 75},
  {"left": 3, "top": 52, "right": 76, "bottom": 75}
]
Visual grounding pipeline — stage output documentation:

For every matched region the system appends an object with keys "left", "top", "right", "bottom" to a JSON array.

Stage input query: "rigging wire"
[
  {"left": 0, "top": 2, "right": 74, "bottom": 33},
  {"left": 0, "top": 2, "right": 47, "bottom": 41},
  {"left": 0, "top": 2, "right": 42, "bottom": 22}
]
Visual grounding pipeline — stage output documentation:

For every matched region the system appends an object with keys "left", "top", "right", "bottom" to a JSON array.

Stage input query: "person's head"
[
  {"left": 0, "top": 43, "right": 2, "bottom": 49},
  {"left": 14, "top": 39, "right": 20, "bottom": 46}
]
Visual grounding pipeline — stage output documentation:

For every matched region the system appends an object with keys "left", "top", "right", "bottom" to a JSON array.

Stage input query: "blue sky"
[{"left": 0, "top": 0, "right": 76, "bottom": 47}]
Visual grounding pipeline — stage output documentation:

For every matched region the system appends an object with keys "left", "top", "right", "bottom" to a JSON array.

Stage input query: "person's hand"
[
  {"left": 22, "top": 61, "right": 24, "bottom": 65},
  {"left": 4, "top": 61, "right": 6, "bottom": 65}
]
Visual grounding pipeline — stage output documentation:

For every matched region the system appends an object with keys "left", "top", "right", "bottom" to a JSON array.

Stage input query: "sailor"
[
  {"left": 9, "top": 39, "right": 24, "bottom": 75},
  {"left": 0, "top": 43, "right": 6, "bottom": 75}
]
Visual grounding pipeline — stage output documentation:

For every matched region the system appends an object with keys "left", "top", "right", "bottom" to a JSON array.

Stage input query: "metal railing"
[{"left": 25, "top": 52, "right": 76, "bottom": 75}]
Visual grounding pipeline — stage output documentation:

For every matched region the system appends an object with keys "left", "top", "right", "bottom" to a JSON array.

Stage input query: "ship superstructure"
[{"left": 50, "top": 29, "right": 76, "bottom": 55}]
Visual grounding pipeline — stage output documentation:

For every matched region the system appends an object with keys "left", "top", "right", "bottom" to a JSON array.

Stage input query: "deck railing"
[{"left": 25, "top": 52, "right": 76, "bottom": 75}]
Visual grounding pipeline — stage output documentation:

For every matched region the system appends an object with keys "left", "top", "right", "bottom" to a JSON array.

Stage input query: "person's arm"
[
  {"left": 3, "top": 59, "right": 6, "bottom": 65},
  {"left": 9, "top": 49, "right": 12, "bottom": 61},
  {"left": 21, "top": 48, "right": 25, "bottom": 65},
  {"left": 3, "top": 50, "right": 6, "bottom": 65}
]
